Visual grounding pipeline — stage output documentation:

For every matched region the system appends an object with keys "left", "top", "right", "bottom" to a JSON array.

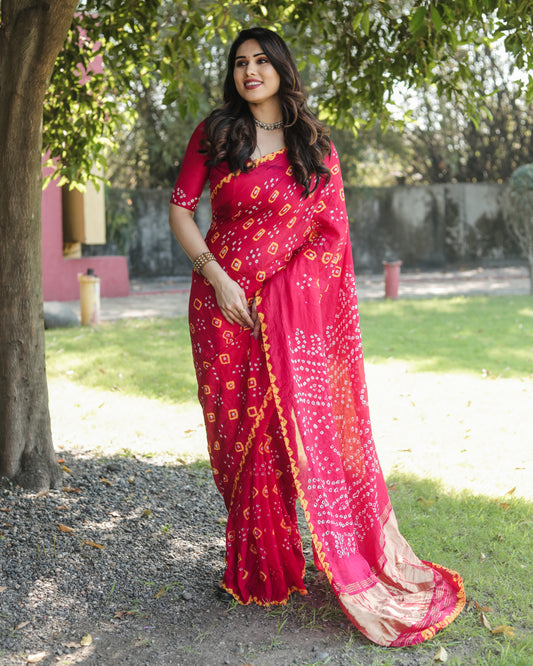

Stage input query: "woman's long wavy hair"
[{"left": 203, "top": 27, "right": 331, "bottom": 197}]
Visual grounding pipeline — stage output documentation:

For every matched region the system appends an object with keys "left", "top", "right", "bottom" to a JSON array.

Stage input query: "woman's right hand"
[{"left": 203, "top": 263, "right": 255, "bottom": 330}]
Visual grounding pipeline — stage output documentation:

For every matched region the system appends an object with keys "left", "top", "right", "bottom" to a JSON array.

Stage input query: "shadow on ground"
[{"left": 1, "top": 452, "right": 531, "bottom": 666}]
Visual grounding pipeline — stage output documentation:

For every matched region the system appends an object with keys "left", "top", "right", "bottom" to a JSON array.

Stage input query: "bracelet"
[{"left": 193, "top": 251, "right": 217, "bottom": 275}]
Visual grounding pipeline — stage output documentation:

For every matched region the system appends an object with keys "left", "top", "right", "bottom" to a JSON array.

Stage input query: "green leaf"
[
  {"left": 352, "top": 12, "right": 363, "bottom": 31},
  {"left": 431, "top": 6, "right": 442, "bottom": 32},
  {"left": 361, "top": 11, "right": 370, "bottom": 36},
  {"left": 409, "top": 7, "right": 426, "bottom": 34}
]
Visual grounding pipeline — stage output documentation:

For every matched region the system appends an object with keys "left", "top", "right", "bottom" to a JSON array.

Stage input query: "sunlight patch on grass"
[{"left": 358, "top": 296, "right": 533, "bottom": 379}]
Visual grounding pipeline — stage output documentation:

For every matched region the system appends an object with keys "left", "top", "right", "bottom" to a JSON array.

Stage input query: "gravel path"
[{"left": 1, "top": 362, "right": 530, "bottom": 665}]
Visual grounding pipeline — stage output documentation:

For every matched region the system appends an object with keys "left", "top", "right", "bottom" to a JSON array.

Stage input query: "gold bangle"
[{"left": 193, "top": 251, "right": 217, "bottom": 275}]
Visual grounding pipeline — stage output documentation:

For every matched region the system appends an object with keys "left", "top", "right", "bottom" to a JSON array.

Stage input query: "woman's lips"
[{"left": 244, "top": 80, "right": 262, "bottom": 89}]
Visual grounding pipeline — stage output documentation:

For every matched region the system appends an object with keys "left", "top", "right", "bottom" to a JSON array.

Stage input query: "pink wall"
[{"left": 42, "top": 172, "right": 129, "bottom": 301}]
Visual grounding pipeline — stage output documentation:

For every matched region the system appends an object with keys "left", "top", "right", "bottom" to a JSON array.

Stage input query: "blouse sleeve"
[{"left": 170, "top": 121, "right": 209, "bottom": 211}]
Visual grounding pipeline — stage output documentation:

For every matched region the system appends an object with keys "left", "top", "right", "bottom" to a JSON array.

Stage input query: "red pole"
[{"left": 383, "top": 260, "right": 402, "bottom": 299}]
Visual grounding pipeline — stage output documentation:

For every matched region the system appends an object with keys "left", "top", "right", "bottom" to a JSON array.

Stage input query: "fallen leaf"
[
  {"left": 154, "top": 586, "right": 167, "bottom": 599},
  {"left": 62, "top": 487, "right": 81, "bottom": 493},
  {"left": 57, "top": 505, "right": 68, "bottom": 510},
  {"left": 474, "top": 601, "right": 494, "bottom": 612},
  {"left": 505, "top": 486, "right": 516, "bottom": 495},
  {"left": 80, "top": 634, "right": 92, "bottom": 646},
  {"left": 27, "top": 652, "right": 47, "bottom": 663},
  {"left": 114, "top": 610, "right": 136, "bottom": 619},
  {"left": 99, "top": 368, "right": 106, "bottom": 374},
  {"left": 35, "top": 491, "right": 47, "bottom": 498},
  {"left": 57, "top": 458, "right": 65, "bottom": 464},
  {"left": 16, "top": 621, "right": 30, "bottom": 630},
  {"left": 62, "top": 642, "right": 81, "bottom": 649},
  {"left": 84, "top": 540, "right": 105, "bottom": 549},
  {"left": 417, "top": 497, "right": 435, "bottom": 505},
  {"left": 480, "top": 552, "right": 486, "bottom": 561},
  {"left": 398, "top": 448, "right": 412, "bottom": 452},
  {"left": 480, "top": 611, "right": 492, "bottom": 630},
  {"left": 0, "top": 508, "right": 11, "bottom": 513},
  {"left": 0, "top": 586, "right": 6, "bottom": 594},
  {"left": 142, "top": 509, "right": 151, "bottom": 518},
  {"left": 61, "top": 465, "right": 72, "bottom": 474},
  {"left": 490, "top": 500, "right": 510, "bottom": 510},
  {"left": 101, "top": 478, "right": 112, "bottom": 486},
  {"left": 57, "top": 524, "right": 75, "bottom": 533},
  {"left": 491, "top": 625, "right": 516, "bottom": 638},
  {"left": 433, "top": 645, "right": 448, "bottom": 662},
  {"left": 128, "top": 476, "right": 135, "bottom": 483}
]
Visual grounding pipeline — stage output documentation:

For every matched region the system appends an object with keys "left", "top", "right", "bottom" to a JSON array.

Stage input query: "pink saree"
[{"left": 171, "top": 121, "right": 465, "bottom": 646}]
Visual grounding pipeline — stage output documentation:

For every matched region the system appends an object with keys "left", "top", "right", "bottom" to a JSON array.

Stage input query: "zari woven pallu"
[{"left": 170, "top": 122, "right": 465, "bottom": 646}]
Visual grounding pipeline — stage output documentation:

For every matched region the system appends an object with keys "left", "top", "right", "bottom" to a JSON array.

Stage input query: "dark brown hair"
[{"left": 203, "top": 27, "right": 331, "bottom": 196}]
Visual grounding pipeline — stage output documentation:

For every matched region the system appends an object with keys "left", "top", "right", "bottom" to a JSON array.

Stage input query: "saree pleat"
[
  {"left": 191, "top": 286, "right": 306, "bottom": 605},
  {"left": 174, "top": 122, "right": 465, "bottom": 645}
]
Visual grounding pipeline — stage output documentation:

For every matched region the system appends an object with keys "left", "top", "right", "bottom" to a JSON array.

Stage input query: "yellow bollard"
[{"left": 78, "top": 268, "right": 101, "bottom": 325}]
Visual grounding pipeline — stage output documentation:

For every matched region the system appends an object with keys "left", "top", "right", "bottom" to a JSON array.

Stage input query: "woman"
[{"left": 169, "top": 27, "right": 465, "bottom": 647}]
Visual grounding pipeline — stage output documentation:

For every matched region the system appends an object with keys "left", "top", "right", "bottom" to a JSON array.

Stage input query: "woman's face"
[{"left": 233, "top": 39, "right": 281, "bottom": 107}]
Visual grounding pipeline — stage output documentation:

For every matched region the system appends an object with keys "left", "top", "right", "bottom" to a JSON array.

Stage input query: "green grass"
[
  {"left": 46, "top": 296, "right": 533, "bottom": 404},
  {"left": 358, "top": 295, "right": 533, "bottom": 378},
  {"left": 251, "top": 474, "right": 533, "bottom": 665},
  {"left": 383, "top": 474, "right": 533, "bottom": 665},
  {"left": 46, "top": 317, "right": 198, "bottom": 404}
]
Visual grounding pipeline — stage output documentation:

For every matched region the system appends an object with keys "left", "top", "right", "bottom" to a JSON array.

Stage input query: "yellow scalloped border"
[
  {"left": 257, "top": 307, "right": 334, "bottom": 588},
  {"left": 210, "top": 149, "right": 288, "bottom": 201}
]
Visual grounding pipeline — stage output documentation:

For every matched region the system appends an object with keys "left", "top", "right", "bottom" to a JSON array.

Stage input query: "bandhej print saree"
[{"left": 170, "top": 121, "right": 465, "bottom": 646}]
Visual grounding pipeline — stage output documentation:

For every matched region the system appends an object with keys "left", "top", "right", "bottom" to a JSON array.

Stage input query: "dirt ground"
[{"left": 1, "top": 362, "right": 531, "bottom": 665}]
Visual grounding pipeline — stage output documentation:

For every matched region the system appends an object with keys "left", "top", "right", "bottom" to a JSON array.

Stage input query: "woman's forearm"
[{"left": 169, "top": 203, "right": 254, "bottom": 328}]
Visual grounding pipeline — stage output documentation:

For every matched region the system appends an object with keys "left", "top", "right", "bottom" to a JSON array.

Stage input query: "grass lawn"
[
  {"left": 45, "top": 295, "right": 533, "bottom": 404},
  {"left": 45, "top": 295, "right": 533, "bottom": 664},
  {"left": 358, "top": 295, "right": 533, "bottom": 379}
]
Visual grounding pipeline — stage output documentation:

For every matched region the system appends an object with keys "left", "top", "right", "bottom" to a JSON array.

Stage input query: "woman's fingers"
[
  {"left": 220, "top": 303, "right": 253, "bottom": 329},
  {"left": 213, "top": 275, "right": 255, "bottom": 330},
  {"left": 234, "top": 303, "right": 254, "bottom": 329},
  {"left": 251, "top": 300, "right": 261, "bottom": 340}
]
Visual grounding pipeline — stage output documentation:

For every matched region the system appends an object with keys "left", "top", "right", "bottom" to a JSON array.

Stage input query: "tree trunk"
[{"left": 0, "top": 0, "right": 77, "bottom": 489}]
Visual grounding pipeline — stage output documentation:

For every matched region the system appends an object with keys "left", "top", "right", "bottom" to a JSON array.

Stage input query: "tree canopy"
[
  {"left": 45, "top": 0, "right": 533, "bottom": 189},
  {"left": 3, "top": 0, "right": 533, "bottom": 490}
]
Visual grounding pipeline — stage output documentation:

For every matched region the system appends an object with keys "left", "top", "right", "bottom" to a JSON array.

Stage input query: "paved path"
[{"left": 62, "top": 265, "right": 530, "bottom": 322}]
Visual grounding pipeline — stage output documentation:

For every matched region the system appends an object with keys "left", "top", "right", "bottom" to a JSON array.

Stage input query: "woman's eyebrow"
[{"left": 235, "top": 52, "right": 266, "bottom": 60}]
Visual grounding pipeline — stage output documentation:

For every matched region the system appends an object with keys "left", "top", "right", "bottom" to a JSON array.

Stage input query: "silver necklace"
[{"left": 254, "top": 117, "right": 284, "bottom": 131}]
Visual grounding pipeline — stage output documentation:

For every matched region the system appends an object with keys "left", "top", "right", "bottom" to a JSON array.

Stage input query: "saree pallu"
[{"left": 173, "top": 126, "right": 465, "bottom": 646}]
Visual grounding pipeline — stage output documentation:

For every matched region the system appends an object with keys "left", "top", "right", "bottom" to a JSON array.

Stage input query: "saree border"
[
  {"left": 257, "top": 301, "right": 334, "bottom": 588},
  {"left": 210, "top": 148, "right": 289, "bottom": 201}
]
